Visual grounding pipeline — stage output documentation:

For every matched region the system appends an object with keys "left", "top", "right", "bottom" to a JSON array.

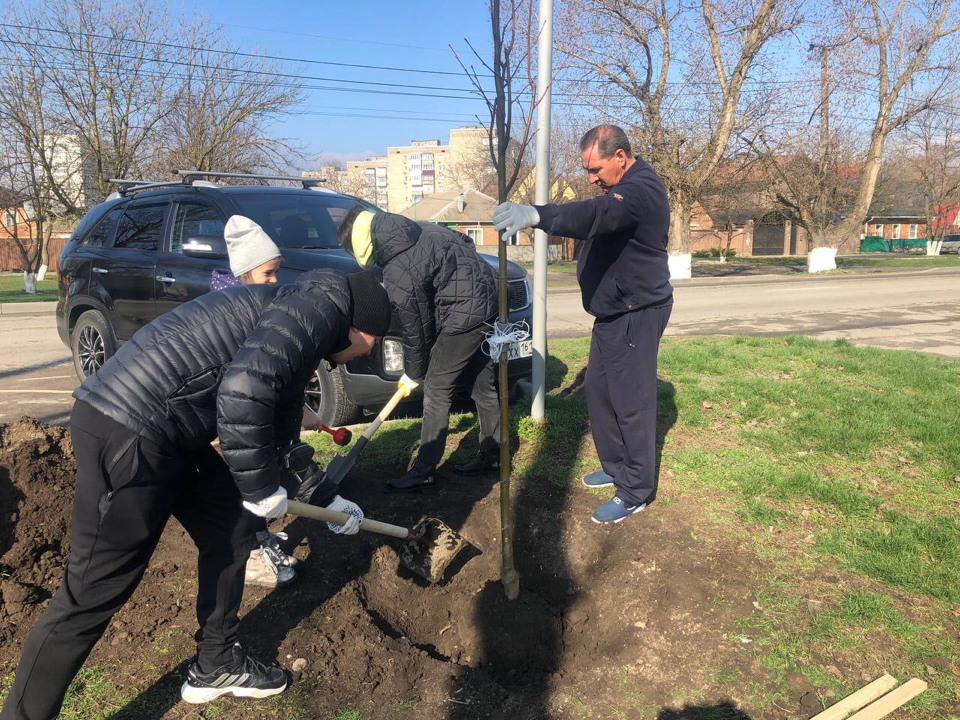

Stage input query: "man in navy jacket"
[{"left": 494, "top": 125, "right": 673, "bottom": 524}]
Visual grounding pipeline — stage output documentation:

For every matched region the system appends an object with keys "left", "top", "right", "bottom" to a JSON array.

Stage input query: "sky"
[{"left": 190, "top": 0, "right": 499, "bottom": 167}]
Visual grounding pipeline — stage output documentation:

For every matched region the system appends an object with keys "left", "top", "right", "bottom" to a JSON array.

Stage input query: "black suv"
[{"left": 57, "top": 174, "right": 533, "bottom": 425}]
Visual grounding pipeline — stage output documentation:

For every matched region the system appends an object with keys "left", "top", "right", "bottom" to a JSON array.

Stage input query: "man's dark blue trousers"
[{"left": 584, "top": 301, "right": 672, "bottom": 507}]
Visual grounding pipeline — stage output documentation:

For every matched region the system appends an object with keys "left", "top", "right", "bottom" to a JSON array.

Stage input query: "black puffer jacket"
[
  {"left": 73, "top": 269, "right": 352, "bottom": 502},
  {"left": 371, "top": 212, "right": 497, "bottom": 380}
]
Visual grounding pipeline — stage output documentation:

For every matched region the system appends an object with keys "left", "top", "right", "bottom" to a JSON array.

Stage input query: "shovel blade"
[{"left": 398, "top": 517, "right": 467, "bottom": 584}]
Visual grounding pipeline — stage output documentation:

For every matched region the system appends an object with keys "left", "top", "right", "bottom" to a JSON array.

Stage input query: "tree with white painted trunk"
[
  {"left": 908, "top": 107, "right": 960, "bottom": 256},
  {"left": 752, "top": 0, "right": 960, "bottom": 273},
  {"left": 555, "top": 0, "right": 798, "bottom": 279}
]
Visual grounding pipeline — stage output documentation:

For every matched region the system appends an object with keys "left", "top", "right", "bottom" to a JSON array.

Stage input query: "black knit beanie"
[{"left": 346, "top": 271, "right": 393, "bottom": 336}]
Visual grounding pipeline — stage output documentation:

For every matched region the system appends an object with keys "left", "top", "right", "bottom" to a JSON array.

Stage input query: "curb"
[
  {"left": 0, "top": 301, "right": 57, "bottom": 315},
  {"left": 545, "top": 266, "right": 960, "bottom": 295}
]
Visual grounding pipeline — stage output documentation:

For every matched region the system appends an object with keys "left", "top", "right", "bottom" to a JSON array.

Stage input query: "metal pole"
[
  {"left": 498, "top": 227, "right": 519, "bottom": 600},
  {"left": 531, "top": 0, "right": 554, "bottom": 422}
]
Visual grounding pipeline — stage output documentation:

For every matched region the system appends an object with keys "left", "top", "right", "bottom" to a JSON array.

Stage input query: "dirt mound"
[{"left": 0, "top": 419, "right": 75, "bottom": 641}]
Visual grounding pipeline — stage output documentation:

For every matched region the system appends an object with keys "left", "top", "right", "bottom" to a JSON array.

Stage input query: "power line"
[
  {"left": 0, "top": 22, "right": 830, "bottom": 89},
  {"left": 2, "top": 38, "right": 489, "bottom": 95},
  {"left": 0, "top": 22, "right": 474, "bottom": 78}
]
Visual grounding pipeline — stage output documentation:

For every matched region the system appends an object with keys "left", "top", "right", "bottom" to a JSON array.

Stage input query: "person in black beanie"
[
  {"left": 339, "top": 206, "right": 500, "bottom": 493},
  {"left": 1, "top": 269, "right": 392, "bottom": 716}
]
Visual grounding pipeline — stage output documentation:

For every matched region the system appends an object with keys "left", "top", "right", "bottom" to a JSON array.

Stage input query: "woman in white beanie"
[{"left": 210, "top": 215, "right": 282, "bottom": 291}]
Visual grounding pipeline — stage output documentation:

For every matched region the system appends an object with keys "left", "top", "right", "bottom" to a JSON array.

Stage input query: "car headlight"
[{"left": 382, "top": 339, "right": 404, "bottom": 374}]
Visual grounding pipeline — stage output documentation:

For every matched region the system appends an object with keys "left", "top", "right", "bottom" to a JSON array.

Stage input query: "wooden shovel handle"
[
  {"left": 361, "top": 384, "right": 408, "bottom": 441},
  {"left": 287, "top": 499, "right": 409, "bottom": 539}
]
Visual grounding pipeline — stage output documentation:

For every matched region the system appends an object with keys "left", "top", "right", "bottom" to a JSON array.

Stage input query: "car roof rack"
[
  {"left": 107, "top": 170, "right": 329, "bottom": 199},
  {"left": 172, "top": 169, "right": 324, "bottom": 189}
]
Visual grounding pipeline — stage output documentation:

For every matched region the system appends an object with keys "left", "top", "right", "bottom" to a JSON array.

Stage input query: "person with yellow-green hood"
[{"left": 339, "top": 205, "right": 500, "bottom": 492}]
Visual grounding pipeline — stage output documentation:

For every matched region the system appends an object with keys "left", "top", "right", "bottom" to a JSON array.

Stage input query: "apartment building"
[{"left": 344, "top": 126, "right": 488, "bottom": 212}]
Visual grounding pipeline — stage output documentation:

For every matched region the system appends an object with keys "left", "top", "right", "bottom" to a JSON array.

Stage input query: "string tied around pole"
[{"left": 483, "top": 319, "right": 530, "bottom": 361}]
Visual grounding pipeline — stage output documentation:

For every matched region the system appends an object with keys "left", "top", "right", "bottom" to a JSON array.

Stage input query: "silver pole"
[{"left": 531, "top": 0, "right": 554, "bottom": 422}]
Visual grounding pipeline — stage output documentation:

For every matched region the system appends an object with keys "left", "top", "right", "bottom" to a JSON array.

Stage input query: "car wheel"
[
  {"left": 304, "top": 363, "right": 360, "bottom": 427},
  {"left": 71, "top": 310, "right": 117, "bottom": 380}
]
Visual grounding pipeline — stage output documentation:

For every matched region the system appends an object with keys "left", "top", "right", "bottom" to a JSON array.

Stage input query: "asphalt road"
[{"left": 2, "top": 270, "right": 958, "bottom": 425}]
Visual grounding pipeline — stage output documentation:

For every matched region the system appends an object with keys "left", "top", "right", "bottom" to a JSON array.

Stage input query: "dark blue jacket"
[{"left": 534, "top": 158, "right": 672, "bottom": 318}]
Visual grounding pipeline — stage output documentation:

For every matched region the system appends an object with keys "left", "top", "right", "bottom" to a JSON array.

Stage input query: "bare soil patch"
[{"left": 0, "top": 418, "right": 829, "bottom": 719}]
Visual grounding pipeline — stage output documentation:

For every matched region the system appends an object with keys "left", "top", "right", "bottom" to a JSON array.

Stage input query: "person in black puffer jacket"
[
  {"left": 339, "top": 208, "right": 500, "bottom": 492},
  {"left": 1, "top": 269, "right": 393, "bottom": 717}
]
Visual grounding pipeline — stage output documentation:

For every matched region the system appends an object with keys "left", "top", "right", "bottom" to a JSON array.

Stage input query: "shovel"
[
  {"left": 324, "top": 384, "right": 407, "bottom": 486},
  {"left": 287, "top": 499, "right": 468, "bottom": 584}
]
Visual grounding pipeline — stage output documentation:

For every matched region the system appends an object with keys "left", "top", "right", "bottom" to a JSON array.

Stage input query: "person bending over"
[{"left": 0, "top": 268, "right": 392, "bottom": 716}]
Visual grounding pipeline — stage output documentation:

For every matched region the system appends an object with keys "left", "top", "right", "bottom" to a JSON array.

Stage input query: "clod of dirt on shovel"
[{"left": 398, "top": 517, "right": 468, "bottom": 584}]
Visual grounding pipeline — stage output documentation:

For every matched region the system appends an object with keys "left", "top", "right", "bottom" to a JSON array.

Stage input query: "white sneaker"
[{"left": 244, "top": 547, "right": 296, "bottom": 589}]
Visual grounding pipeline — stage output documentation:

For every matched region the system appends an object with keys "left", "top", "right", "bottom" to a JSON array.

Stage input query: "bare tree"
[
  {"left": 754, "top": 0, "right": 960, "bottom": 271},
  {"left": 556, "top": 0, "right": 798, "bottom": 276},
  {"left": 149, "top": 22, "right": 304, "bottom": 175},
  {"left": 452, "top": 0, "right": 543, "bottom": 601},
  {"left": 0, "top": 0, "right": 182, "bottom": 214},
  {"left": 0, "top": 129, "right": 61, "bottom": 292},
  {"left": 910, "top": 107, "right": 960, "bottom": 255},
  {"left": 0, "top": 0, "right": 306, "bottom": 213},
  {"left": 700, "top": 160, "right": 765, "bottom": 262}
]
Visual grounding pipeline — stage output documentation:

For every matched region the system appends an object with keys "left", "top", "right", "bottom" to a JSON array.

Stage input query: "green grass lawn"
[
  {"left": 7, "top": 336, "right": 957, "bottom": 718},
  {"left": 838, "top": 254, "right": 960, "bottom": 268},
  {"left": 0, "top": 273, "right": 58, "bottom": 302},
  {"left": 519, "top": 261, "right": 578, "bottom": 274}
]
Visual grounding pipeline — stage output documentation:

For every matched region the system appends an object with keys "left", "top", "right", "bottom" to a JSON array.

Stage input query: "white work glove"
[
  {"left": 326, "top": 495, "right": 364, "bottom": 535},
  {"left": 242, "top": 486, "right": 288, "bottom": 519},
  {"left": 493, "top": 202, "right": 540, "bottom": 239},
  {"left": 398, "top": 373, "right": 420, "bottom": 398}
]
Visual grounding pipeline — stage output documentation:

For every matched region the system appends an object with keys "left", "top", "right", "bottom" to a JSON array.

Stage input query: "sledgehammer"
[{"left": 324, "top": 384, "right": 408, "bottom": 485}]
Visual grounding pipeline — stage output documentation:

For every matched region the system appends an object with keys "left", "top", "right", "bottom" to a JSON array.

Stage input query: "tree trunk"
[
  {"left": 667, "top": 200, "right": 692, "bottom": 279},
  {"left": 925, "top": 240, "right": 943, "bottom": 256},
  {"left": 806, "top": 228, "right": 838, "bottom": 273}
]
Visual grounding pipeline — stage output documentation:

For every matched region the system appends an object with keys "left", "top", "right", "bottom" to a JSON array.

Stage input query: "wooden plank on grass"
[
  {"left": 810, "top": 675, "right": 899, "bottom": 720},
  {"left": 846, "top": 679, "right": 928, "bottom": 720}
]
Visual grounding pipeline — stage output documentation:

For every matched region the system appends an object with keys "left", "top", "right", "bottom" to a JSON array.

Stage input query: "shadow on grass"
[{"left": 657, "top": 701, "right": 753, "bottom": 719}]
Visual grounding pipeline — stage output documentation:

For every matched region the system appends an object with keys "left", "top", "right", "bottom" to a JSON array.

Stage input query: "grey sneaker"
[
  {"left": 582, "top": 470, "right": 614, "bottom": 488},
  {"left": 244, "top": 547, "right": 296, "bottom": 589},
  {"left": 259, "top": 531, "right": 299, "bottom": 568}
]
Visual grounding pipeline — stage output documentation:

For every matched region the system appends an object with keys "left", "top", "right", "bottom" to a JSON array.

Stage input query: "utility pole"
[{"left": 530, "top": 0, "right": 553, "bottom": 422}]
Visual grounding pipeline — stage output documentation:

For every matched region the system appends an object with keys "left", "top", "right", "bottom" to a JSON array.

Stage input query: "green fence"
[{"left": 860, "top": 235, "right": 927, "bottom": 252}]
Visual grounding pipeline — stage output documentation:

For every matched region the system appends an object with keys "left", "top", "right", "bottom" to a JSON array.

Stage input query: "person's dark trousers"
[
  {"left": 584, "top": 302, "right": 672, "bottom": 507},
  {"left": 417, "top": 323, "right": 500, "bottom": 469},
  {"left": 1, "top": 401, "right": 256, "bottom": 720}
]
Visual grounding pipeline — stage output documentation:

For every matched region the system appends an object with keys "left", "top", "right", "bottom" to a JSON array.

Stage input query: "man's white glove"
[
  {"left": 326, "top": 495, "right": 364, "bottom": 535},
  {"left": 242, "top": 486, "right": 288, "bottom": 519},
  {"left": 493, "top": 202, "right": 539, "bottom": 239},
  {"left": 398, "top": 373, "right": 420, "bottom": 398}
]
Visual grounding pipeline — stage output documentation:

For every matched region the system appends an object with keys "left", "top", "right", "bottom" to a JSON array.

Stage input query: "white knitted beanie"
[{"left": 224, "top": 215, "right": 281, "bottom": 277}]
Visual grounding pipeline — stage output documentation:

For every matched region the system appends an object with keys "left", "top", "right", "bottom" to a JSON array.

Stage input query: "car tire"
[
  {"left": 304, "top": 363, "right": 360, "bottom": 427},
  {"left": 71, "top": 309, "right": 117, "bottom": 380}
]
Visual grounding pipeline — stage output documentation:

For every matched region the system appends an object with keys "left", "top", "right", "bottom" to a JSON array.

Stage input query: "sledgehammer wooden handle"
[{"left": 287, "top": 499, "right": 409, "bottom": 539}]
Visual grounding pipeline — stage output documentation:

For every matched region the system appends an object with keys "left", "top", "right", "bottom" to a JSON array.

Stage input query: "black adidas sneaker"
[{"left": 181, "top": 644, "right": 287, "bottom": 703}]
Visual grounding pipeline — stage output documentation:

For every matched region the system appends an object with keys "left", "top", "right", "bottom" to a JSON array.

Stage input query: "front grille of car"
[{"left": 508, "top": 279, "right": 529, "bottom": 311}]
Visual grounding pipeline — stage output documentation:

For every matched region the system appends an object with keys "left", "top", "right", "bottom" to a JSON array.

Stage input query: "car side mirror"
[{"left": 182, "top": 234, "right": 228, "bottom": 259}]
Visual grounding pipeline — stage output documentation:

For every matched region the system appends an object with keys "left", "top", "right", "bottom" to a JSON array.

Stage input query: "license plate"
[{"left": 506, "top": 339, "right": 533, "bottom": 360}]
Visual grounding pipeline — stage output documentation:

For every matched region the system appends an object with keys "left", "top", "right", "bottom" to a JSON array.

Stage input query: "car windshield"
[{"left": 228, "top": 193, "right": 366, "bottom": 249}]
